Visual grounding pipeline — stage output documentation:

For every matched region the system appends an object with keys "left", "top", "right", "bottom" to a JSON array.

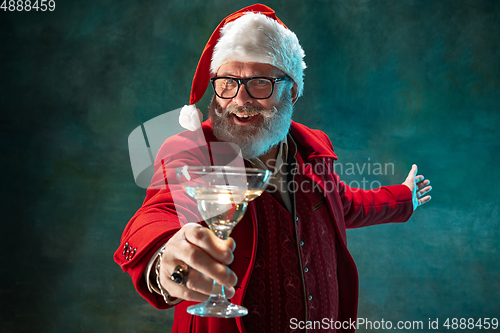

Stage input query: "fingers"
[
  {"left": 158, "top": 224, "right": 237, "bottom": 302},
  {"left": 159, "top": 264, "right": 237, "bottom": 302},
  {"left": 159, "top": 267, "right": 214, "bottom": 302},
  {"left": 416, "top": 173, "right": 431, "bottom": 198},
  {"left": 227, "top": 237, "right": 236, "bottom": 252},
  {"left": 403, "top": 164, "right": 419, "bottom": 191},
  {"left": 415, "top": 175, "right": 429, "bottom": 184},
  {"left": 181, "top": 226, "right": 237, "bottom": 286},
  {"left": 417, "top": 184, "right": 432, "bottom": 197},
  {"left": 405, "top": 164, "right": 418, "bottom": 183},
  {"left": 160, "top": 268, "right": 236, "bottom": 302},
  {"left": 416, "top": 180, "right": 432, "bottom": 207},
  {"left": 175, "top": 239, "right": 238, "bottom": 287},
  {"left": 404, "top": 164, "right": 433, "bottom": 210},
  {"left": 184, "top": 226, "right": 234, "bottom": 266},
  {"left": 419, "top": 195, "right": 432, "bottom": 205}
]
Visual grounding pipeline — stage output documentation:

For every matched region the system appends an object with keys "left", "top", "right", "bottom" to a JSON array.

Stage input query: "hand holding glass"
[{"left": 175, "top": 166, "right": 271, "bottom": 318}]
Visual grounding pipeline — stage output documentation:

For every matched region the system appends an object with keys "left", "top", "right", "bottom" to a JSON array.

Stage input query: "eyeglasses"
[{"left": 210, "top": 76, "right": 290, "bottom": 100}]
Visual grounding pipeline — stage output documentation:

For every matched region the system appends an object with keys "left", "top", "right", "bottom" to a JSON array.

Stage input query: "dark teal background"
[{"left": 1, "top": 0, "right": 499, "bottom": 332}]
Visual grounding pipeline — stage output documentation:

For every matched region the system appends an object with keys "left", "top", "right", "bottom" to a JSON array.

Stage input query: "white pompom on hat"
[{"left": 179, "top": 4, "right": 306, "bottom": 131}]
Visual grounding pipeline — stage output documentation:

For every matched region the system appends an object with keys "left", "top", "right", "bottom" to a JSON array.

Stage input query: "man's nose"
[{"left": 233, "top": 83, "right": 253, "bottom": 105}]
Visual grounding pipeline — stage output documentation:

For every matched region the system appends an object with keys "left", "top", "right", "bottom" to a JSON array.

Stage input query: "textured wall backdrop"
[{"left": 1, "top": 0, "right": 499, "bottom": 332}]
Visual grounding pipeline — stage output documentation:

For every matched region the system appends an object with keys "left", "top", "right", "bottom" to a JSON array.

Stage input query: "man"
[{"left": 114, "top": 4, "right": 432, "bottom": 332}]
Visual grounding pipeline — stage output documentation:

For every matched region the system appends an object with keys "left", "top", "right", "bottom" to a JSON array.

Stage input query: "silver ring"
[{"left": 171, "top": 264, "right": 191, "bottom": 286}]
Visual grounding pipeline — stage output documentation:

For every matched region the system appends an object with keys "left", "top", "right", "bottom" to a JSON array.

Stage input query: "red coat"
[{"left": 114, "top": 120, "right": 414, "bottom": 332}]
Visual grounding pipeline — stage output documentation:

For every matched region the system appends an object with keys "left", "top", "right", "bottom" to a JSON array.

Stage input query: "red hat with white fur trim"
[{"left": 179, "top": 4, "right": 306, "bottom": 130}]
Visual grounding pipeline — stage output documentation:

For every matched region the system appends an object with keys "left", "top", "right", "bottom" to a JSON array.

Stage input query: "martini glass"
[{"left": 175, "top": 166, "right": 271, "bottom": 317}]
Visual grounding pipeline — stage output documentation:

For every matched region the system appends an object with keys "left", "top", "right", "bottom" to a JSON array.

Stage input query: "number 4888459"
[
  {"left": 1, "top": 0, "right": 56, "bottom": 11},
  {"left": 443, "top": 318, "right": 498, "bottom": 330}
]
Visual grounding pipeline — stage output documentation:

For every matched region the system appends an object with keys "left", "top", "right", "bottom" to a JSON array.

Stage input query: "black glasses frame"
[{"left": 210, "top": 76, "right": 290, "bottom": 100}]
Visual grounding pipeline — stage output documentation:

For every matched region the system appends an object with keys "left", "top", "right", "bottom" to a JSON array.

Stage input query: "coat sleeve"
[
  {"left": 338, "top": 176, "right": 414, "bottom": 229},
  {"left": 113, "top": 132, "right": 211, "bottom": 309},
  {"left": 113, "top": 172, "right": 202, "bottom": 309}
]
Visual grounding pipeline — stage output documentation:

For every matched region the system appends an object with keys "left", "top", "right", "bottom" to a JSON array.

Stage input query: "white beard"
[{"left": 208, "top": 92, "right": 294, "bottom": 160}]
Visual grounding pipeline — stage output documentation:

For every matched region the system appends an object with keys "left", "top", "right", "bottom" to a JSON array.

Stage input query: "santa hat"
[{"left": 179, "top": 4, "right": 306, "bottom": 131}]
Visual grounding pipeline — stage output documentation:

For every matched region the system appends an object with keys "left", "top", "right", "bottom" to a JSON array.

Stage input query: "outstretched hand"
[{"left": 403, "top": 164, "right": 432, "bottom": 211}]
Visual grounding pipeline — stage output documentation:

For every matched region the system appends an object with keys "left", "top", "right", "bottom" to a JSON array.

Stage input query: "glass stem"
[
  {"left": 209, "top": 229, "right": 230, "bottom": 298},
  {"left": 211, "top": 280, "right": 225, "bottom": 297}
]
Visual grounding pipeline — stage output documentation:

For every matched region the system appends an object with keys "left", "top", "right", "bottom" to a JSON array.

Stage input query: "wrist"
[{"left": 154, "top": 245, "right": 183, "bottom": 306}]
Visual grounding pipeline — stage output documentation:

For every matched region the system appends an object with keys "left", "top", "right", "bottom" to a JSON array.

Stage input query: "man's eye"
[
  {"left": 253, "top": 79, "right": 271, "bottom": 86},
  {"left": 226, "top": 78, "right": 237, "bottom": 84}
]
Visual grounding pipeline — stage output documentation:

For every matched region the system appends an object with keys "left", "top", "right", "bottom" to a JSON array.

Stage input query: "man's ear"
[{"left": 291, "top": 83, "right": 299, "bottom": 104}]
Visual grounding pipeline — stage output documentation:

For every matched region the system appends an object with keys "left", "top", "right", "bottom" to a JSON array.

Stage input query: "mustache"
[{"left": 214, "top": 104, "right": 277, "bottom": 118}]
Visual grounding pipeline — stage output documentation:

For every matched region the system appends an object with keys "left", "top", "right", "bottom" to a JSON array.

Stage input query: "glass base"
[{"left": 187, "top": 295, "right": 248, "bottom": 318}]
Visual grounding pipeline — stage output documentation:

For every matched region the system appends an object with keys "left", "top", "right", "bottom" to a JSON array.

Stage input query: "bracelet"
[{"left": 155, "top": 247, "right": 183, "bottom": 306}]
